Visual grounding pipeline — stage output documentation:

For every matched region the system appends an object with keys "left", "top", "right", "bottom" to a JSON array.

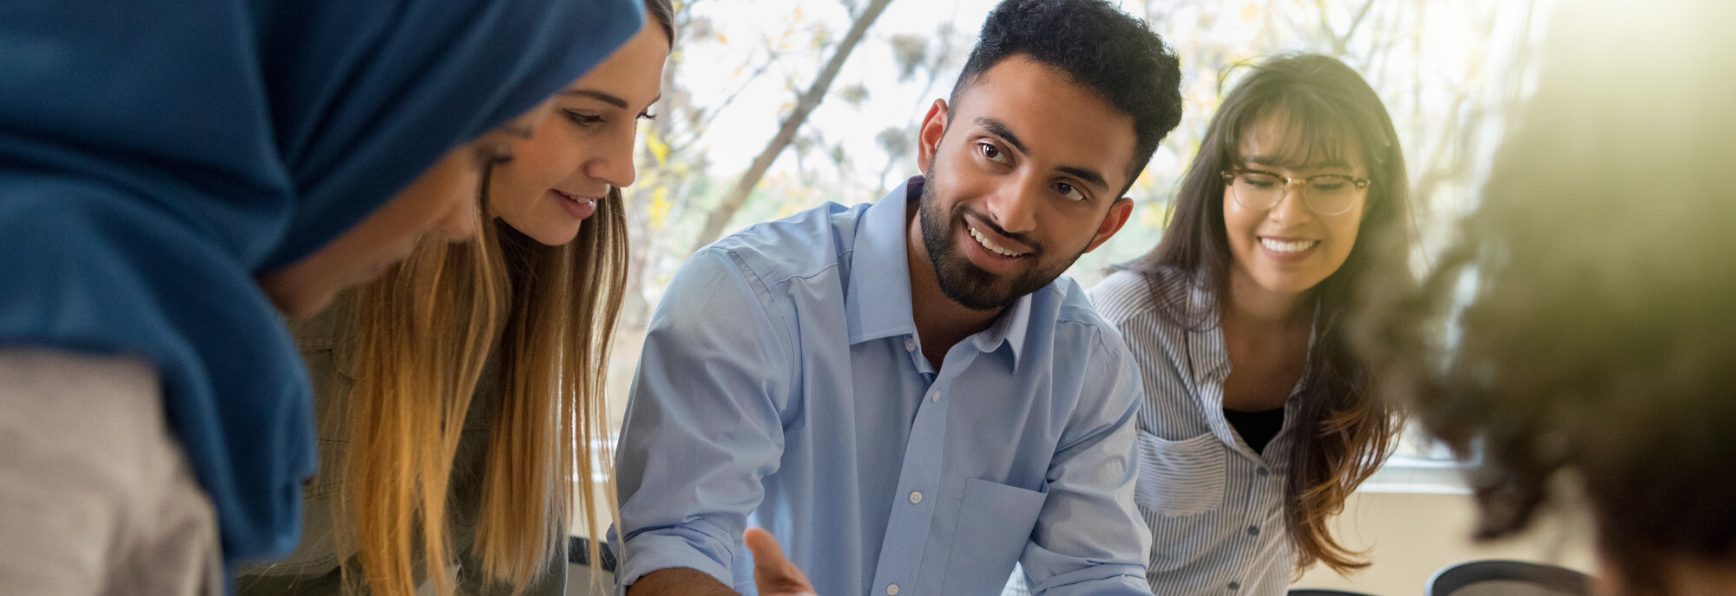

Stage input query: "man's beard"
[{"left": 917, "top": 169, "right": 1087, "bottom": 311}]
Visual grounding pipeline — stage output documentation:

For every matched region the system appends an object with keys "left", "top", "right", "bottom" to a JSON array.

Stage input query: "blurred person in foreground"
[
  {"left": 610, "top": 0, "right": 1183, "bottom": 594},
  {"left": 1357, "top": 0, "right": 1736, "bottom": 594}
]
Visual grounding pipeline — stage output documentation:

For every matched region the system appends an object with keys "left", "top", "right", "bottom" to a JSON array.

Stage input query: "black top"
[{"left": 1223, "top": 406, "right": 1286, "bottom": 455}]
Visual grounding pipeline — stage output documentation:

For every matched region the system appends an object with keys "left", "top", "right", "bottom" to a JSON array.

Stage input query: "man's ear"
[
  {"left": 916, "top": 98, "right": 949, "bottom": 173},
  {"left": 1084, "top": 196, "right": 1135, "bottom": 253}
]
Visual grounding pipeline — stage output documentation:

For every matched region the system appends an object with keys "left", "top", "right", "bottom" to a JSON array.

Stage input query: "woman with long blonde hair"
[{"left": 237, "top": 2, "right": 674, "bottom": 595}]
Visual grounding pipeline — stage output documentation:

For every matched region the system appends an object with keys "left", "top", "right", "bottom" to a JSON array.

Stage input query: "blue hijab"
[{"left": 0, "top": 0, "right": 643, "bottom": 563}]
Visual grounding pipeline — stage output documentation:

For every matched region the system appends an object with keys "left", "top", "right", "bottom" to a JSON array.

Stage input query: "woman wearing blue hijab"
[{"left": 0, "top": 0, "right": 643, "bottom": 593}]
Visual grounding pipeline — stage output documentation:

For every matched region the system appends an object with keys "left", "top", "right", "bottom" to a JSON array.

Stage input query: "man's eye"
[
  {"left": 1056, "top": 182, "right": 1085, "bottom": 202},
  {"left": 979, "top": 142, "right": 1008, "bottom": 164}
]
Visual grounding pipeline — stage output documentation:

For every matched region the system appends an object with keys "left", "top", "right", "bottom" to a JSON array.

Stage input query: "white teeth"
[
  {"left": 969, "top": 227, "right": 1023, "bottom": 257},
  {"left": 1260, "top": 238, "right": 1317, "bottom": 253},
  {"left": 555, "top": 190, "right": 596, "bottom": 205}
]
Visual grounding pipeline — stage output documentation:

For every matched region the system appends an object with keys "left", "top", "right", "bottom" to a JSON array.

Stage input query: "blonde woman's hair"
[{"left": 338, "top": 183, "right": 628, "bottom": 596}]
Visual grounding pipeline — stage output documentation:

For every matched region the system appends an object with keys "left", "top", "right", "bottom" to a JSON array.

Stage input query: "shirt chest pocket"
[
  {"left": 1134, "top": 431, "right": 1227, "bottom": 516},
  {"left": 941, "top": 478, "right": 1047, "bottom": 596}
]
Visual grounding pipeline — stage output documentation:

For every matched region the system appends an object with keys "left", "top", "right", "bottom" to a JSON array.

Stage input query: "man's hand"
[{"left": 745, "top": 528, "right": 818, "bottom": 596}]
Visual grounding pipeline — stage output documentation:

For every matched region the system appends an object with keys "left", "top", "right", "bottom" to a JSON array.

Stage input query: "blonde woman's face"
[{"left": 486, "top": 19, "right": 669, "bottom": 246}]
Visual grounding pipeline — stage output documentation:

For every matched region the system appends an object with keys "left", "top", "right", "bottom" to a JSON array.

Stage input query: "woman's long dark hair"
[{"left": 1124, "top": 53, "right": 1411, "bottom": 574}]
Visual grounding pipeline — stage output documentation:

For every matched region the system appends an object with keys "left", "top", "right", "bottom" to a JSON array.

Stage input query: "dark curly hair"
[
  {"left": 1357, "top": 2, "right": 1736, "bottom": 594},
  {"left": 1125, "top": 53, "right": 1411, "bottom": 575},
  {"left": 950, "top": 0, "right": 1182, "bottom": 192}
]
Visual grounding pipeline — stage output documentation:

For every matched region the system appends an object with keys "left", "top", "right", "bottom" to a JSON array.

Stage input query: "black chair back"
[{"left": 1427, "top": 560, "right": 1591, "bottom": 596}]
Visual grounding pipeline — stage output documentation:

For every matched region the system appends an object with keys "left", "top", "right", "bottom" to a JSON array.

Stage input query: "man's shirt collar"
[{"left": 845, "top": 176, "right": 1030, "bottom": 369}]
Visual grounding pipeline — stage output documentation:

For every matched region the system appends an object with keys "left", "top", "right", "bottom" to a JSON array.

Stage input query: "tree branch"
[{"left": 689, "top": 0, "right": 896, "bottom": 253}]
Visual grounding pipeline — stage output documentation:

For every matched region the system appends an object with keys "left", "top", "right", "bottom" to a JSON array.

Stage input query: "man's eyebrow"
[
  {"left": 975, "top": 117, "right": 1028, "bottom": 154},
  {"left": 560, "top": 88, "right": 629, "bottom": 109}
]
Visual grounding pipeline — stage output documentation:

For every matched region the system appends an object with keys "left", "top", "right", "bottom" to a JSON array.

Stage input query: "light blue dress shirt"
[{"left": 613, "top": 178, "right": 1153, "bottom": 596}]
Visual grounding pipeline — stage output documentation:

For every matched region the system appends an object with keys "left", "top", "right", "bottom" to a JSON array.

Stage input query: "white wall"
[{"left": 1290, "top": 491, "right": 1596, "bottom": 595}]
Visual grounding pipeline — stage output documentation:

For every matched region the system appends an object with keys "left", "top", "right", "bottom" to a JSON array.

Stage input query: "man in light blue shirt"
[{"left": 613, "top": 1, "right": 1183, "bottom": 594}]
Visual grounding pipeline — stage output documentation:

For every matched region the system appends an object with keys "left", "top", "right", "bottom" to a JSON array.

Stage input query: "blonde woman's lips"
[{"left": 552, "top": 189, "right": 598, "bottom": 221}]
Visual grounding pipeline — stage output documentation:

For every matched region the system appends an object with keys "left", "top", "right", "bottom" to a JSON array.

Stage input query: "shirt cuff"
[{"left": 1028, "top": 563, "right": 1151, "bottom": 596}]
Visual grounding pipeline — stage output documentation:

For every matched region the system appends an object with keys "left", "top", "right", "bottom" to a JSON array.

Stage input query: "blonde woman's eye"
[
  {"left": 563, "top": 110, "right": 605, "bottom": 127},
  {"left": 980, "top": 142, "right": 1007, "bottom": 164}
]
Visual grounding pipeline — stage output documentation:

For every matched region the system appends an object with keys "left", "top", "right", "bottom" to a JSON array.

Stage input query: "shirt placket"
[
  {"left": 1229, "top": 412, "right": 1290, "bottom": 595},
  {"left": 867, "top": 335, "right": 971, "bottom": 596},
  {"left": 1229, "top": 454, "right": 1262, "bottom": 595}
]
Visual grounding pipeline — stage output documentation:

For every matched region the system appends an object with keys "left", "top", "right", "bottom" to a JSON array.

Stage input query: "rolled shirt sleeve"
[{"left": 612, "top": 248, "right": 795, "bottom": 590}]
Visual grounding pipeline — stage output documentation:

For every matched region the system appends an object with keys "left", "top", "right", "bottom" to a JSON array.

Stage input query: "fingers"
[
  {"left": 743, "top": 528, "right": 786, "bottom": 563},
  {"left": 745, "top": 528, "right": 818, "bottom": 596}
]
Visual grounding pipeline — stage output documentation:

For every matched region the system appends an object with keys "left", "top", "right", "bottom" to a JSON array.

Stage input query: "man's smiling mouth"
[{"left": 970, "top": 226, "right": 1026, "bottom": 257}]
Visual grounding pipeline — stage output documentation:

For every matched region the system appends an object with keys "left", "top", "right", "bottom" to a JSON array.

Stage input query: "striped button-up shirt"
[{"left": 1088, "top": 269, "right": 1302, "bottom": 596}]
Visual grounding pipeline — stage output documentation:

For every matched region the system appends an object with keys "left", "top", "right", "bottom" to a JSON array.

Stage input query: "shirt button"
[
  {"left": 931, "top": 390, "right": 940, "bottom": 402},
  {"left": 905, "top": 338, "right": 917, "bottom": 352},
  {"left": 887, "top": 584, "right": 900, "bottom": 595},
  {"left": 1228, "top": 582, "right": 1241, "bottom": 591},
  {"left": 909, "top": 491, "right": 923, "bottom": 504},
  {"left": 1247, "top": 526, "right": 1260, "bottom": 536},
  {"left": 1256, "top": 467, "right": 1269, "bottom": 476}
]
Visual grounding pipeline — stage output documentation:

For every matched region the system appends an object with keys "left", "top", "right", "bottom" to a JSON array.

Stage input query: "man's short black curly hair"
[{"left": 950, "top": 0, "right": 1183, "bottom": 193}]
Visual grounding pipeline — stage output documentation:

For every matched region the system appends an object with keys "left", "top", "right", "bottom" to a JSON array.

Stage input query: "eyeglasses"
[{"left": 1221, "top": 168, "right": 1370, "bottom": 216}]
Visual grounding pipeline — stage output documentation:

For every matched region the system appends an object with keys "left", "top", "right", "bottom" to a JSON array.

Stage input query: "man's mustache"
[{"left": 954, "top": 206, "right": 1043, "bottom": 256}]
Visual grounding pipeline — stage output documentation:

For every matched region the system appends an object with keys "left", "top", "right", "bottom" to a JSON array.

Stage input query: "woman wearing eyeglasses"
[{"left": 1087, "top": 54, "right": 1411, "bottom": 596}]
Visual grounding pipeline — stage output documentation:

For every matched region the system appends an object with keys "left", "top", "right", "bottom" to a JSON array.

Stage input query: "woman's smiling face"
[
  {"left": 1222, "top": 110, "right": 1371, "bottom": 300},
  {"left": 485, "top": 19, "right": 669, "bottom": 246}
]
